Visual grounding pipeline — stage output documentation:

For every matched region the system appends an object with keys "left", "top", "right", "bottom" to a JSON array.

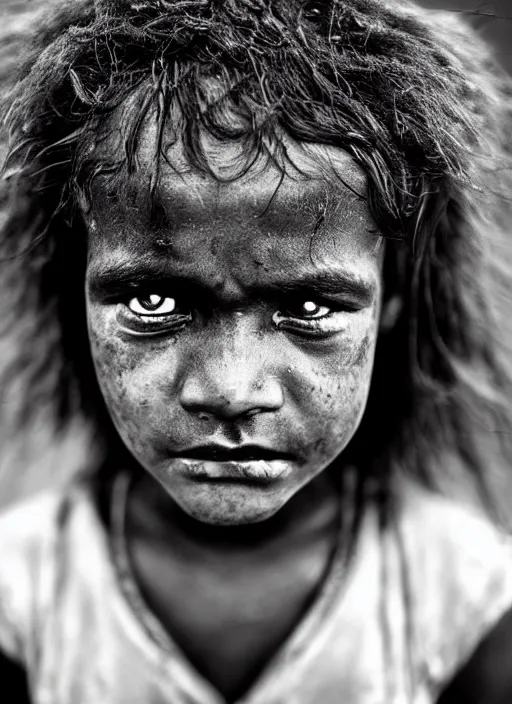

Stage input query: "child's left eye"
[
  {"left": 127, "top": 295, "right": 178, "bottom": 316},
  {"left": 281, "top": 300, "right": 332, "bottom": 320},
  {"left": 273, "top": 297, "right": 355, "bottom": 339}
]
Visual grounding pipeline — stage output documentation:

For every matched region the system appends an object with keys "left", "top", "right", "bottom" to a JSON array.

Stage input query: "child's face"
[{"left": 84, "top": 125, "right": 383, "bottom": 525}]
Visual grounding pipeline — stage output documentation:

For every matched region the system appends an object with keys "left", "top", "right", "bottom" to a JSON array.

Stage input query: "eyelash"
[{"left": 116, "top": 292, "right": 354, "bottom": 337}]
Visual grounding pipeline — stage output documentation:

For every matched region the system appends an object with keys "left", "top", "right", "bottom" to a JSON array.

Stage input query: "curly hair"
[{"left": 1, "top": 0, "right": 512, "bottom": 516}]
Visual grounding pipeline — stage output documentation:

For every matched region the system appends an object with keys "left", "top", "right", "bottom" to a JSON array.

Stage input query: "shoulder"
[
  {"left": 395, "top": 482, "right": 512, "bottom": 690},
  {"left": 399, "top": 481, "right": 512, "bottom": 570},
  {"left": 399, "top": 483, "right": 512, "bottom": 591},
  {"left": 0, "top": 482, "right": 96, "bottom": 663}
]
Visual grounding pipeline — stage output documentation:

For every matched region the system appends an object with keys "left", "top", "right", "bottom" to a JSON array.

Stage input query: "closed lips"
[{"left": 169, "top": 446, "right": 294, "bottom": 462}]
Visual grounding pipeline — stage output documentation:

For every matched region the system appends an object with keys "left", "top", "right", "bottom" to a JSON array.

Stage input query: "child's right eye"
[
  {"left": 127, "top": 295, "right": 179, "bottom": 316},
  {"left": 117, "top": 293, "right": 193, "bottom": 336}
]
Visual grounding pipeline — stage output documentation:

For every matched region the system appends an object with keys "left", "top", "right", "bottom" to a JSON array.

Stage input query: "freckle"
[{"left": 210, "top": 238, "right": 220, "bottom": 256}]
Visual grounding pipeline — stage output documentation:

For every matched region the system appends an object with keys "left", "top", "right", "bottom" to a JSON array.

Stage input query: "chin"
[{"left": 172, "top": 484, "right": 288, "bottom": 526}]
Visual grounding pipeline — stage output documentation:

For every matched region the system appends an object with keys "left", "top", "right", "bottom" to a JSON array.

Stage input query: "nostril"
[
  {"left": 179, "top": 374, "right": 285, "bottom": 420},
  {"left": 189, "top": 406, "right": 263, "bottom": 422}
]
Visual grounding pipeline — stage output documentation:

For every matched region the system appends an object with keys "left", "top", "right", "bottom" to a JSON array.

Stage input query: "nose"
[{"left": 179, "top": 319, "right": 284, "bottom": 421}]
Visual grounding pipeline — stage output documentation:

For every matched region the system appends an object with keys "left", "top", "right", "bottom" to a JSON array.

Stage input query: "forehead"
[{"left": 84, "top": 119, "right": 382, "bottom": 288}]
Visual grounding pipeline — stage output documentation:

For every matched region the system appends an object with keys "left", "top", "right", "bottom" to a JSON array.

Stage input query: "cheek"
[
  {"left": 87, "top": 308, "right": 175, "bottom": 455},
  {"left": 292, "top": 319, "right": 377, "bottom": 460}
]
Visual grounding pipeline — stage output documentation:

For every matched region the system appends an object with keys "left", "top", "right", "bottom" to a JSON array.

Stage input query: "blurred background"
[
  {"left": 0, "top": 0, "right": 511, "bottom": 508},
  {"left": 421, "top": 0, "right": 511, "bottom": 72}
]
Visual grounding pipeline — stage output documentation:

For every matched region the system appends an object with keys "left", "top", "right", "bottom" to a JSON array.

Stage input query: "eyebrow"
[
  {"left": 267, "top": 271, "right": 376, "bottom": 305},
  {"left": 87, "top": 259, "right": 377, "bottom": 305},
  {"left": 87, "top": 260, "right": 181, "bottom": 298}
]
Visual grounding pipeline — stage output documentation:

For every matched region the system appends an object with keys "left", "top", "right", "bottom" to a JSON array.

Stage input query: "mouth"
[
  {"left": 168, "top": 445, "right": 294, "bottom": 484},
  {"left": 169, "top": 444, "right": 294, "bottom": 463}
]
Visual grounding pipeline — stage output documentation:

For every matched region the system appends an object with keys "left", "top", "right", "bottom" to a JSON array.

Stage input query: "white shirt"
[{"left": 0, "top": 476, "right": 511, "bottom": 704}]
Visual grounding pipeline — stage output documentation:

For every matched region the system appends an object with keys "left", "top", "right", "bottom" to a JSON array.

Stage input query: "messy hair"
[{"left": 1, "top": 0, "right": 512, "bottom": 515}]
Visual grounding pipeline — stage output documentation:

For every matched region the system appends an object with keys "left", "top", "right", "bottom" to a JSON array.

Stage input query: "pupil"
[{"left": 141, "top": 295, "right": 163, "bottom": 310}]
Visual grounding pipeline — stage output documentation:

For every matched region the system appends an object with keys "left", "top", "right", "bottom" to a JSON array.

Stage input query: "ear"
[{"left": 379, "top": 293, "right": 402, "bottom": 333}]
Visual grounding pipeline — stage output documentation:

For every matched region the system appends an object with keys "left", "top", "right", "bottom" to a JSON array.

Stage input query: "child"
[{"left": 1, "top": 0, "right": 512, "bottom": 702}]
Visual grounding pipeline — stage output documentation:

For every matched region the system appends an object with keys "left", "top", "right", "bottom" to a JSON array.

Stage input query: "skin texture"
[{"left": 85, "top": 126, "right": 384, "bottom": 527}]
